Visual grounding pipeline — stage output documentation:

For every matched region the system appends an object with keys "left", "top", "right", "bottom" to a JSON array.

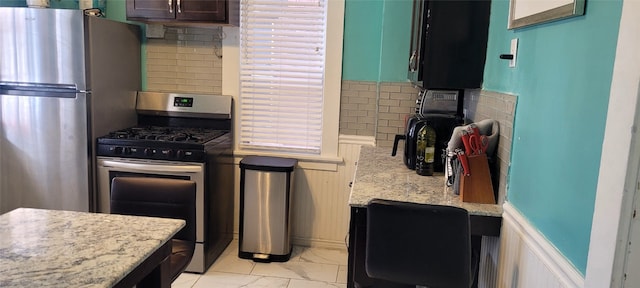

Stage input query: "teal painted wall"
[
  {"left": 342, "top": 0, "right": 383, "bottom": 81},
  {"left": 105, "top": 0, "right": 125, "bottom": 21},
  {"left": 483, "top": 0, "right": 622, "bottom": 274},
  {"left": 342, "top": 0, "right": 412, "bottom": 82},
  {"left": 378, "top": 0, "right": 413, "bottom": 81}
]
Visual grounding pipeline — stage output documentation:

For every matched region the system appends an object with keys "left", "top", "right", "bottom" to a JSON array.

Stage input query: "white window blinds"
[{"left": 239, "top": 0, "right": 327, "bottom": 154}]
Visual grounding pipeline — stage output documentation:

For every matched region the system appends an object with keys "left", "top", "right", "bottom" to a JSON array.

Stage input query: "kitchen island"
[
  {"left": 0, "top": 208, "right": 184, "bottom": 288},
  {"left": 348, "top": 146, "right": 503, "bottom": 287}
]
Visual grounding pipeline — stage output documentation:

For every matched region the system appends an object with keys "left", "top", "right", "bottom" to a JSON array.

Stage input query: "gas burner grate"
[{"left": 104, "top": 126, "right": 226, "bottom": 144}]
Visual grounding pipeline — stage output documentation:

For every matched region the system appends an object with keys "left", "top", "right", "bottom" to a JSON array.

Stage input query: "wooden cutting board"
[{"left": 460, "top": 153, "right": 495, "bottom": 204}]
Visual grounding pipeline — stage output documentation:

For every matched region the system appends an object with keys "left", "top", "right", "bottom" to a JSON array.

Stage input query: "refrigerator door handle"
[{"left": 0, "top": 82, "right": 79, "bottom": 98}]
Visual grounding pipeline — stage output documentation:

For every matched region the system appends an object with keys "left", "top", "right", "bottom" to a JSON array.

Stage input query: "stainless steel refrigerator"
[{"left": 0, "top": 8, "right": 141, "bottom": 213}]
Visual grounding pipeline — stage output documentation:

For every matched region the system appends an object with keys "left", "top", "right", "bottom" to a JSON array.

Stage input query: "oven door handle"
[{"left": 100, "top": 160, "right": 202, "bottom": 174}]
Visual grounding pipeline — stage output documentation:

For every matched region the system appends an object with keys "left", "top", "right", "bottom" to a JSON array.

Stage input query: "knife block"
[{"left": 460, "top": 153, "right": 495, "bottom": 204}]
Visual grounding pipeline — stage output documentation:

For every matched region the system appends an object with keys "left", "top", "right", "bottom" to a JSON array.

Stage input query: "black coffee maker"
[{"left": 392, "top": 89, "right": 464, "bottom": 172}]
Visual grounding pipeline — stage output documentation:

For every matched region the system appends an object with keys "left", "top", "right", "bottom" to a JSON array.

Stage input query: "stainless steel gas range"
[{"left": 95, "top": 91, "right": 234, "bottom": 273}]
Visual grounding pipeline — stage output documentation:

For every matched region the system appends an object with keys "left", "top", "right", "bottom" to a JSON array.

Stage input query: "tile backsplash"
[
  {"left": 339, "top": 80, "right": 419, "bottom": 147},
  {"left": 377, "top": 82, "right": 420, "bottom": 148},
  {"left": 146, "top": 27, "right": 223, "bottom": 94},
  {"left": 339, "top": 81, "right": 377, "bottom": 137},
  {"left": 464, "top": 89, "right": 517, "bottom": 203}
]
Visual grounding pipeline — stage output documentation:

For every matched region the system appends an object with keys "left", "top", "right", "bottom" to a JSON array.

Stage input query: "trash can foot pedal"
[{"left": 253, "top": 253, "right": 270, "bottom": 260}]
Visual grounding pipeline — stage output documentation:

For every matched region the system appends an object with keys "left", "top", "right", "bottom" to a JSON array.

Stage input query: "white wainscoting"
[
  {"left": 479, "top": 236, "right": 500, "bottom": 288},
  {"left": 498, "top": 202, "right": 585, "bottom": 288},
  {"left": 232, "top": 135, "right": 374, "bottom": 249}
]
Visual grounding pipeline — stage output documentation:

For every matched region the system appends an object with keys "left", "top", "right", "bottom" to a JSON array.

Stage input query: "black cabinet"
[
  {"left": 127, "top": 0, "right": 239, "bottom": 25},
  {"left": 408, "top": 0, "right": 491, "bottom": 89}
]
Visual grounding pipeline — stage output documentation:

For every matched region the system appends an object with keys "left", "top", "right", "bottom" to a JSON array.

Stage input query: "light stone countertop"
[
  {"left": 349, "top": 146, "right": 502, "bottom": 217},
  {"left": 0, "top": 208, "right": 184, "bottom": 288}
]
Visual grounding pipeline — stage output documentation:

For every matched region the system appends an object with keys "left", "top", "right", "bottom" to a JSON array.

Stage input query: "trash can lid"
[{"left": 240, "top": 156, "right": 298, "bottom": 172}]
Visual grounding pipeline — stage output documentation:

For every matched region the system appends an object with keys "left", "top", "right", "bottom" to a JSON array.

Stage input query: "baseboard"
[{"left": 291, "top": 237, "right": 348, "bottom": 250}]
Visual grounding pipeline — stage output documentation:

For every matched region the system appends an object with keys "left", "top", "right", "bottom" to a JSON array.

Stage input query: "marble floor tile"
[
  {"left": 209, "top": 248, "right": 256, "bottom": 274},
  {"left": 173, "top": 272, "right": 200, "bottom": 288},
  {"left": 288, "top": 245, "right": 305, "bottom": 262},
  {"left": 287, "top": 279, "right": 348, "bottom": 288},
  {"left": 297, "top": 246, "right": 348, "bottom": 265},
  {"left": 172, "top": 240, "right": 349, "bottom": 287},
  {"left": 222, "top": 239, "right": 239, "bottom": 255},
  {"left": 192, "top": 272, "right": 290, "bottom": 288},
  {"left": 336, "top": 265, "right": 348, "bottom": 283},
  {"left": 251, "top": 261, "right": 339, "bottom": 282}
]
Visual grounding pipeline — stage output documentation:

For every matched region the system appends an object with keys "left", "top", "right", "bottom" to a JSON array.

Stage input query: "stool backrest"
[{"left": 366, "top": 199, "right": 472, "bottom": 288}]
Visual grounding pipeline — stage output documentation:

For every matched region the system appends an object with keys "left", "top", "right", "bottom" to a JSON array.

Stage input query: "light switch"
[{"left": 510, "top": 38, "right": 518, "bottom": 68}]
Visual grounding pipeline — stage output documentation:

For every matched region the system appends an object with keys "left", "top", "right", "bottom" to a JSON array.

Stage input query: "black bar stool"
[{"left": 366, "top": 199, "right": 478, "bottom": 288}]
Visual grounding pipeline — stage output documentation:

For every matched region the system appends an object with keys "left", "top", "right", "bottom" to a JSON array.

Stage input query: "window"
[{"left": 239, "top": 0, "right": 343, "bottom": 158}]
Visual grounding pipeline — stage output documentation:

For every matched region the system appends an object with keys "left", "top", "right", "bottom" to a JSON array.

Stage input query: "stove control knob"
[
  {"left": 123, "top": 147, "right": 132, "bottom": 155},
  {"left": 144, "top": 148, "right": 155, "bottom": 156},
  {"left": 176, "top": 150, "right": 185, "bottom": 159},
  {"left": 114, "top": 147, "right": 123, "bottom": 155},
  {"left": 168, "top": 149, "right": 176, "bottom": 158}
]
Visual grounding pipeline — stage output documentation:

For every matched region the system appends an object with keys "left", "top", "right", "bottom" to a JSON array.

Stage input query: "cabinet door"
[
  {"left": 421, "top": 0, "right": 491, "bottom": 89},
  {"left": 407, "top": 0, "right": 425, "bottom": 85},
  {"left": 407, "top": 0, "right": 491, "bottom": 89},
  {"left": 176, "top": 0, "right": 226, "bottom": 22},
  {"left": 127, "top": 0, "right": 175, "bottom": 20}
]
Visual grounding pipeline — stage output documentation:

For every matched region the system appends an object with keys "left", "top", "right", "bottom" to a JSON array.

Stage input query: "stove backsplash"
[{"left": 146, "top": 27, "right": 223, "bottom": 95}]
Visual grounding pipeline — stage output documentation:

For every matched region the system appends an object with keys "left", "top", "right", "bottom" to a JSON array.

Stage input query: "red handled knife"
[{"left": 457, "top": 149, "right": 471, "bottom": 176}]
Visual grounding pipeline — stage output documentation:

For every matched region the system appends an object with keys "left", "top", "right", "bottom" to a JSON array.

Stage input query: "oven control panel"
[
  {"left": 136, "top": 92, "right": 232, "bottom": 119},
  {"left": 174, "top": 97, "right": 193, "bottom": 107},
  {"left": 97, "top": 145, "right": 207, "bottom": 162}
]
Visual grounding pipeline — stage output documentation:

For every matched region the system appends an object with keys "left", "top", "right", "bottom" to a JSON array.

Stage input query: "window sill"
[{"left": 233, "top": 149, "right": 342, "bottom": 172}]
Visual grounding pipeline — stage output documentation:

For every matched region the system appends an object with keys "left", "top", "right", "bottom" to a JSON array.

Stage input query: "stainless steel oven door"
[{"left": 96, "top": 157, "right": 205, "bottom": 242}]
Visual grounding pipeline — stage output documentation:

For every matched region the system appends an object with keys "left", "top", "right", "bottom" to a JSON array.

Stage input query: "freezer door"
[
  {"left": 0, "top": 91, "right": 90, "bottom": 213},
  {"left": 0, "top": 8, "right": 86, "bottom": 90}
]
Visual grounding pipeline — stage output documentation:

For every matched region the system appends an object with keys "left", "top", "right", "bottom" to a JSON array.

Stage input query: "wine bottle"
[{"left": 415, "top": 122, "right": 436, "bottom": 176}]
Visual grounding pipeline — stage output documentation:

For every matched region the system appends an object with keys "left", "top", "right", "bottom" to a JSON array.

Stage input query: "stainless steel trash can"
[{"left": 239, "top": 156, "right": 297, "bottom": 262}]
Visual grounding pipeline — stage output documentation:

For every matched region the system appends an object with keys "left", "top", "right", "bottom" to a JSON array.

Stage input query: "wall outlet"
[{"left": 510, "top": 38, "right": 518, "bottom": 68}]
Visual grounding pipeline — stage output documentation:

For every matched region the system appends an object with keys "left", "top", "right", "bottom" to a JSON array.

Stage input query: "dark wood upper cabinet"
[
  {"left": 177, "top": 0, "right": 225, "bottom": 21},
  {"left": 127, "top": 0, "right": 239, "bottom": 25},
  {"left": 408, "top": 0, "right": 491, "bottom": 89}
]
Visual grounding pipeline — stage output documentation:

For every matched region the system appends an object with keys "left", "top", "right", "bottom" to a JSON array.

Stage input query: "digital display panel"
[{"left": 174, "top": 97, "right": 193, "bottom": 107}]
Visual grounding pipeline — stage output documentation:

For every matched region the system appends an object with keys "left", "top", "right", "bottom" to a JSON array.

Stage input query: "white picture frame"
[{"left": 508, "top": 0, "right": 586, "bottom": 29}]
